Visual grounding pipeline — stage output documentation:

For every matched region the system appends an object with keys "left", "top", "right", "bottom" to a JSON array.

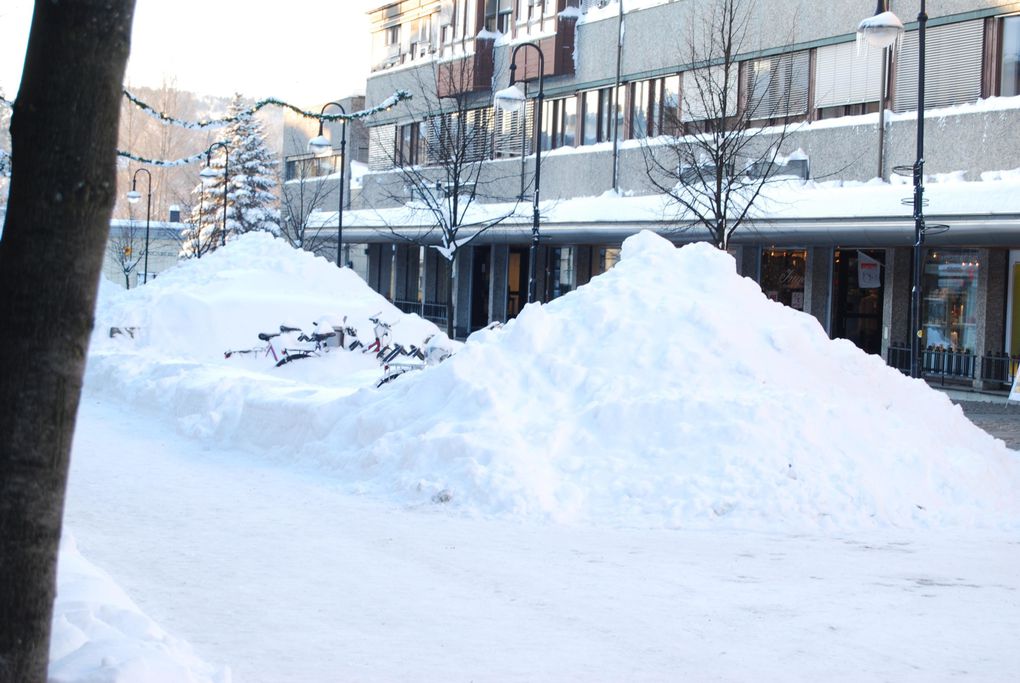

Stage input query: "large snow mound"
[
  {"left": 322, "top": 231, "right": 1020, "bottom": 529},
  {"left": 86, "top": 231, "right": 1020, "bottom": 531},
  {"left": 94, "top": 231, "right": 440, "bottom": 358}
]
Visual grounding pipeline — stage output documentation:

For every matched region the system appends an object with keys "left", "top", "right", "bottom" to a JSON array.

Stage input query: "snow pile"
[
  {"left": 93, "top": 231, "right": 440, "bottom": 358},
  {"left": 50, "top": 533, "right": 228, "bottom": 683},
  {"left": 322, "top": 232, "right": 1020, "bottom": 529},
  {"left": 87, "top": 231, "right": 1020, "bottom": 531}
]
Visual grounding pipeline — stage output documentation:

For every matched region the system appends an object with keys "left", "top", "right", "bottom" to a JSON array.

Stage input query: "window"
[
  {"left": 628, "top": 76, "right": 680, "bottom": 139},
  {"left": 385, "top": 25, "right": 400, "bottom": 46},
  {"left": 629, "top": 80, "right": 650, "bottom": 139},
  {"left": 1000, "top": 16, "right": 1020, "bottom": 96},
  {"left": 494, "top": 101, "right": 533, "bottom": 157},
  {"left": 549, "top": 247, "right": 575, "bottom": 300},
  {"left": 284, "top": 154, "right": 340, "bottom": 180},
  {"left": 922, "top": 249, "right": 981, "bottom": 352},
  {"left": 595, "top": 247, "right": 620, "bottom": 275},
  {"left": 814, "top": 41, "right": 884, "bottom": 117},
  {"left": 761, "top": 249, "right": 807, "bottom": 310},
  {"left": 396, "top": 122, "right": 422, "bottom": 166},
  {"left": 745, "top": 51, "right": 810, "bottom": 121},
  {"left": 485, "top": 0, "right": 512, "bottom": 33},
  {"left": 422, "top": 109, "right": 494, "bottom": 164},
  {"left": 681, "top": 65, "right": 738, "bottom": 123},
  {"left": 581, "top": 87, "right": 620, "bottom": 145},
  {"left": 540, "top": 96, "right": 578, "bottom": 150},
  {"left": 895, "top": 20, "right": 984, "bottom": 112}
]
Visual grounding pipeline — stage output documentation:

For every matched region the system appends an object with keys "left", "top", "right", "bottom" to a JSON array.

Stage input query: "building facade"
[{"left": 310, "top": 0, "right": 1020, "bottom": 390}]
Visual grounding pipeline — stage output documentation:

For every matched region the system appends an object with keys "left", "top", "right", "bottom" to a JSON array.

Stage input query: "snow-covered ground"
[{"left": 56, "top": 232, "right": 1020, "bottom": 681}]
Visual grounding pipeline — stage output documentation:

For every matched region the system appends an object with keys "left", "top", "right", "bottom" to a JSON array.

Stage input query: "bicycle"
[
  {"left": 275, "top": 321, "right": 338, "bottom": 366},
  {"left": 374, "top": 334, "right": 452, "bottom": 388},
  {"left": 224, "top": 324, "right": 302, "bottom": 363}
]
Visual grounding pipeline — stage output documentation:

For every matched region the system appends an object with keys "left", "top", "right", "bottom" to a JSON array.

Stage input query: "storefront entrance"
[
  {"left": 831, "top": 249, "right": 885, "bottom": 355},
  {"left": 470, "top": 246, "right": 491, "bottom": 332},
  {"left": 507, "top": 247, "right": 529, "bottom": 319}
]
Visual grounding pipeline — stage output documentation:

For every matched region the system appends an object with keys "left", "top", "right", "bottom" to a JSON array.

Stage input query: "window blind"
[
  {"left": 894, "top": 19, "right": 984, "bottom": 113},
  {"left": 814, "top": 41, "right": 885, "bottom": 108}
]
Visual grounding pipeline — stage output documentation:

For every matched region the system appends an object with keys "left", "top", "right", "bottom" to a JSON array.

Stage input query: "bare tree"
[
  {"left": 107, "top": 208, "right": 145, "bottom": 288},
  {"left": 279, "top": 137, "right": 338, "bottom": 258},
  {"left": 0, "top": 2, "right": 135, "bottom": 681},
  {"left": 641, "top": 0, "right": 801, "bottom": 250},
  {"left": 366, "top": 59, "right": 521, "bottom": 338}
]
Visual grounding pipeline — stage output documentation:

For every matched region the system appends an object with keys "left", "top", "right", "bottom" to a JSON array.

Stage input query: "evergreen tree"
[
  {"left": 180, "top": 94, "right": 279, "bottom": 258},
  {"left": 224, "top": 93, "right": 280, "bottom": 236}
]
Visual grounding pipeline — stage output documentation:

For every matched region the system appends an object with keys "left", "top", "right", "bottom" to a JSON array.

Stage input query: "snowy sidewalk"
[{"left": 64, "top": 394, "right": 1020, "bottom": 683}]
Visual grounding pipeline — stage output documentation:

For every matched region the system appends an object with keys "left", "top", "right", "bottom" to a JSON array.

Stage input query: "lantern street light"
[
  {"left": 309, "top": 101, "right": 348, "bottom": 268},
  {"left": 126, "top": 168, "right": 152, "bottom": 284},
  {"left": 200, "top": 141, "right": 229, "bottom": 248},
  {"left": 494, "top": 42, "right": 545, "bottom": 305},
  {"left": 858, "top": 0, "right": 926, "bottom": 379}
]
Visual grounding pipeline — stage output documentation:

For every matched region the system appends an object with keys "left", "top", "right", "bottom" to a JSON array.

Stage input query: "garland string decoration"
[
  {"left": 0, "top": 89, "right": 411, "bottom": 168},
  {"left": 121, "top": 89, "right": 412, "bottom": 130}
]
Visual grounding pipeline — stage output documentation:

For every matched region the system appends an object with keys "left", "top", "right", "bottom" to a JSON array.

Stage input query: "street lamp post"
[
  {"left": 494, "top": 42, "right": 545, "bottom": 305},
  {"left": 200, "top": 141, "right": 229, "bottom": 249},
  {"left": 858, "top": 0, "right": 926, "bottom": 379},
  {"left": 309, "top": 101, "right": 348, "bottom": 268},
  {"left": 126, "top": 168, "right": 152, "bottom": 284}
]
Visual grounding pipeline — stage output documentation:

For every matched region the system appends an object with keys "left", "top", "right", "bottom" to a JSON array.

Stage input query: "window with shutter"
[
  {"left": 681, "top": 65, "right": 739, "bottom": 122},
  {"left": 368, "top": 124, "right": 396, "bottom": 171},
  {"left": 894, "top": 19, "right": 984, "bottom": 112},
  {"left": 745, "top": 51, "right": 810, "bottom": 121},
  {"left": 814, "top": 41, "right": 885, "bottom": 109},
  {"left": 494, "top": 100, "right": 535, "bottom": 157}
]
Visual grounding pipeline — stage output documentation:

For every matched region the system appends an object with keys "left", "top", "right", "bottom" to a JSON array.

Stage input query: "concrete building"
[
  {"left": 305, "top": 0, "right": 1020, "bottom": 390},
  {"left": 280, "top": 95, "right": 371, "bottom": 273}
]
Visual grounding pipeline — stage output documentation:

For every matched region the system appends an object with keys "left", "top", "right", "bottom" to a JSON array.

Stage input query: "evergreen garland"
[
  {"left": 0, "top": 89, "right": 412, "bottom": 168},
  {"left": 121, "top": 89, "right": 411, "bottom": 130}
]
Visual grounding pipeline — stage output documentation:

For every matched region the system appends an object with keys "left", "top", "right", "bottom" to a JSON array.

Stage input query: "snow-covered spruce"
[{"left": 180, "top": 95, "right": 281, "bottom": 258}]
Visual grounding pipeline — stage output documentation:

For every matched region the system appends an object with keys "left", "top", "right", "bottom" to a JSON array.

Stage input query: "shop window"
[
  {"left": 1001, "top": 15, "right": 1020, "bottom": 96},
  {"left": 596, "top": 247, "right": 620, "bottom": 275},
  {"left": 760, "top": 249, "right": 806, "bottom": 310},
  {"left": 922, "top": 249, "right": 981, "bottom": 352},
  {"left": 550, "top": 247, "right": 575, "bottom": 300}
]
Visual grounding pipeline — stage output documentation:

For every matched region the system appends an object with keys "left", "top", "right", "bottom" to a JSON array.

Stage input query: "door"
[{"left": 831, "top": 249, "right": 885, "bottom": 355}]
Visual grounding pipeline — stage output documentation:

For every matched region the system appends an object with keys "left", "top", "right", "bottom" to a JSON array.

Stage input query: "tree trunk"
[
  {"left": 446, "top": 260, "right": 456, "bottom": 339},
  {"left": 0, "top": 2, "right": 135, "bottom": 681}
]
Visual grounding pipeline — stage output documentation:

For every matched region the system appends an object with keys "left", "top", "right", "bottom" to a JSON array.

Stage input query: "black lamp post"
[
  {"left": 494, "top": 42, "right": 545, "bottom": 305},
  {"left": 200, "top": 141, "right": 229, "bottom": 248},
  {"left": 126, "top": 168, "right": 152, "bottom": 284},
  {"left": 858, "top": 0, "right": 926, "bottom": 379},
  {"left": 308, "top": 101, "right": 348, "bottom": 268}
]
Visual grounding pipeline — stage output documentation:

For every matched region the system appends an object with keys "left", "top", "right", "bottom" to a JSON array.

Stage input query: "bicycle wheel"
[{"left": 276, "top": 352, "right": 313, "bottom": 367}]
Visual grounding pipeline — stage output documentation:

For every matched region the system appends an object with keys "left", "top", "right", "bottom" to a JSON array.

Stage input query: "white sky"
[{"left": 0, "top": 0, "right": 375, "bottom": 108}]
